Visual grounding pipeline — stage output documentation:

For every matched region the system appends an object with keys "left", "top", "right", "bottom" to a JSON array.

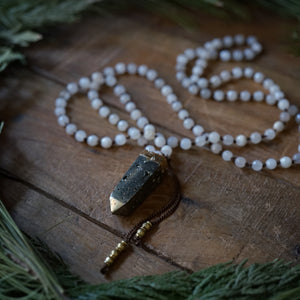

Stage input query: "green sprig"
[{"left": 1, "top": 199, "right": 300, "bottom": 300}]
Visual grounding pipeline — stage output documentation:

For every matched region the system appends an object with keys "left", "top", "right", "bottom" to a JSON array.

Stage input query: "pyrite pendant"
[{"left": 110, "top": 150, "right": 168, "bottom": 216}]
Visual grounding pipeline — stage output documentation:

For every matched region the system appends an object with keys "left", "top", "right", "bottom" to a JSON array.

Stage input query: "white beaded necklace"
[{"left": 55, "top": 34, "right": 300, "bottom": 171}]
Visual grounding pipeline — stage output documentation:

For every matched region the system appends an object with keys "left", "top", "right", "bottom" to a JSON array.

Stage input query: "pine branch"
[{"left": 1, "top": 198, "right": 300, "bottom": 300}]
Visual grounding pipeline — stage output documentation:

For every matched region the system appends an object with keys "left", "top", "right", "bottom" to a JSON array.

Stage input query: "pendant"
[{"left": 110, "top": 150, "right": 168, "bottom": 216}]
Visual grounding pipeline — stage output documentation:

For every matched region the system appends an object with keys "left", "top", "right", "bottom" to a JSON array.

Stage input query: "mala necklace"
[{"left": 54, "top": 34, "right": 300, "bottom": 274}]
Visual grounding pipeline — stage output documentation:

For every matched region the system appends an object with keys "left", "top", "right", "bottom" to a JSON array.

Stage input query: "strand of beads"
[
  {"left": 55, "top": 35, "right": 300, "bottom": 171},
  {"left": 175, "top": 34, "right": 300, "bottom": 170}
]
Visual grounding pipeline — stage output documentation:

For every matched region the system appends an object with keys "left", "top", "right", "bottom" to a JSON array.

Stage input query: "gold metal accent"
[
  {"left": 134, "top": 221, "right": 153, "bottom": 239},
  {"left": 110, "top": 196, "right": 124, "bottom": 214}
]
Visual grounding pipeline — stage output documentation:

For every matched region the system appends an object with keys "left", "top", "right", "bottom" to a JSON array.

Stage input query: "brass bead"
[
  {"left": 104, "top": 256, "right": 114, "bottom": 266},
  {"left": 110, "top": 250, "right": 119, "bottom": 259},
  {"left": 136, "top": 228, "right": 146, "bottom": 238},
  {"left": 116, "top": 240, "right": 127, "bottom": 251},
  {"left": 142, "top": 221, "right": 152, "bottom": 230}
]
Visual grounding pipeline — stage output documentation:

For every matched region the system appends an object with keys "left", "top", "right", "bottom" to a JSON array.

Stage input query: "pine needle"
[{"left": 1, "top": 199, "right": 300, "bottom": 299}]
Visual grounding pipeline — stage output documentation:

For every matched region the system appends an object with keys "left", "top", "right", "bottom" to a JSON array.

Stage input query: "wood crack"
[{"left": 0, "top": 167, "right": 194, "bottom": 274}]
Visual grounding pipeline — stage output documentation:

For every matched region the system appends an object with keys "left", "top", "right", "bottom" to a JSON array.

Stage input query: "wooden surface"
[{"left": 0, "top": 11, "right": 300, "bottom": 283}]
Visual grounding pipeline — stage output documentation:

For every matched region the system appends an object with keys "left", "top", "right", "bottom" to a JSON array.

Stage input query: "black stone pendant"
[{"left": 110, "top": 150, "right": 168, "bottom": 216}]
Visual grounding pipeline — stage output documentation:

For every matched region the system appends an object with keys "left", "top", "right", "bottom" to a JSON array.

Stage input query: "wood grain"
[{"left": 0, "top": 11, "right": 299, "bottom": 283}]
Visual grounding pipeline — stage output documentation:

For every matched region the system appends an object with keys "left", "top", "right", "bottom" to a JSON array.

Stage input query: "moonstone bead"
[
  {"left": 55, "top": 98, "right": 67, "bottom": 107},
  {"left": 183, "top": 118, "right": 195, "bottom": 130},
  {"left": 128, "top": 127, "right": 141, "bottom": 140},
  {"left": 146, "top": 69, "right": 158, "bottom": 81},
  {"left": 278, "top": 99, "right": 289, "bottom": 110},
  {"left": 232, "top": 50, "right": 243, "bottom": 61},
  {"left": 75, "top": 130, "right": 86, "bottom": 142},
  {"left": 273, "top": 121, "right": 284, "bottom": 132},
  {"left": 234, "top": 34, "right": 245, "bottom": 45},
  {"left": 104, "top": 67, "right": 114, "bottom": 76},
  {"left": 295, "top": 114, "right": 300, "bottom": 124},
  {"left": 127, "top": 63, "right": 137, "bottom": 74},
  {"left": 178, "top": 109, "right": 189, "bottom": 120},
  {"left": 115, "top": 62, "right": 126, "bottom": 74},
  {"left": 280, "top": 156, "right": 292, "bottom": 168},
  {"left": 222, "top": 150, "right": 233, "bottom": 161},
  {"left": 166, "top": 94, "right": 177, "bottom": 104},
  {"left": 220, "top": 70, "right": 231, "bottom": 82},
  {"left": 161, "top": 85, "right": 173, "bottom": 96},
  {"left": 288, "top": 105, "right": 298, "bottom": 116},
  {"left": 87, "top": 90, "right": 98, "bottom": 100},
  {"left": 99, "top": 106, "right": 110, "bottom": 118},
  {"left": 244, "top": 67, "right": 254, "bottom": 78},
  {"left": 209, "top": 132, "right": 220, "bottom": 143},
  {"left": 253, "top": 91, "right": 264, "bottom": 102},
  {"left": 292, "top": 153, "right": 300, "bottom": 164},
  {"left": 252, "top": 160, "right": 263, "bottom": 171},
  {"left": 274, "top": 91, "right": 285, "bottom": 100},
  {"left": 120, "top": 94, "right": 130, "bottom": 104},
  {"left": 200, "top": 88, "right": 212, "bottom": 99},
  {"left": 167, "top": 136, "right": 178, "bottom": 148},
  {"left": 266, "top": 94, "right": 276, "bottom": 105},
  {"left": 67, "top": 83, "right": 78, "bottom": 94},
  {"left": 232, "top": 67, "right": 243, "bottom": 79},
  {"left": 154, "top": 78, "right": 165, "bottom": 89},
  {"left": 137, "top": 65, "right": 148, "bottom": 76},
  {"left": 114, "top": 85, "right": 126, "bottom": 96},
  {"left": 91, "top": 72, "right": 104, "bottom": 84},
  {"left": 154, "top": 135, "right": 166, "bottom": 148},
  {"left": 108, "top": 113, "right": 120, "bottom": 125},
  {"left": 235, "top": 156, "right": 246, "bottom": 168},
  {"left": 192, "top": 125, "right": 204, "bottom": 136},
  {"left": 172, "top": 101, "right": 182, "bottom": 112},
  {"left": 87, "top": 135, "right": 99, "bottom": 147},
  {"left": 266, "top": 158, "right": 277, "bottom": 170},
  {"left": 222, "top": 134, "right": 234, "bottom": 145},
  {"left": 180, "top": 138, "right": 192, "bottom": 150},
  {"left": 244, "top": 48, "right": 255, "bottom": 60},
  {"left": 115, "top": 134, "right": 127, "bottom": 145},
  {"left": 213, "top": 90, "right": 224, "bottom": 101},
  {"left": 65, "top": 123, "right": 77, "bottom": 135},
  {"left": 210, "top": 75, "right": 222, "bottom": 88},
  {"left": 130, "top": 109, "right": 142, "bottom": 121},
  {"left": 211, "top": 143, "right": 222, "bottom": 154},
  {"left": 137, "top": 137, "right": 147, "bottom": 146},
  {"left": 57, "top": 115, "right": 69, "bottom": 127},
  {"left": 125, "top": 102, "right": 136, "bottom": 112},
  {"left": 250, "top": 132, "right": 262, "bottom": 144},
  {"left": 144, "top": 124, "right": 155, "bottom": 140},
  {"left": 101, "top": 137, "right": 113, "bottom": 148},
  {"left": 264, "top": 128, "right": 276, "bottom": 140},
  {"left": 145, "top": 145, "right": 156, "bottom": 152},
  {"left": 137, "top": 116, "right": 149, "bottom": 128},
  {"left": 253, "top": 72, "right": 264, "bottom": 83},
  {"left": 195, "top": 134, "right": 208, "bottom": 147},
  {"left": 227, "top": 90, "right": 238, "bottom": 101},
  {"left": 240, "top": 90, "right": 251, "bottom": 102},
  {"left": 236, "top": 134, "right": 247, "bottom": 146},
  {"left": 197, "top": 78, "right": 208, "bottom": 88},
  {"left": 161, "top": 145, "right": 172, "bottom": 157},
  {"left": 220, "top": 50, "right": 231, "bottom": 61},
  {"left": 263, "top": 78, "right": 274, "bottom": 89},
  {"left": 54, "top": 107, "right": 65, "bottom": 116},
  {"left": 105, "top": 76, "right": 117, "bottom": 87},
  {"left": 117, "top": 120, "right": 128, "bottom": 132},
  {"left": 223, "top": 35, "right": 233, "bottom": 47},
  {"left": 280, "top": 112, "right": 290, "bottom": 122},
  {"left": 188, "top": 85, "right": 198, "bottom": 95},
  {"left": 78, "top": 78, "right": 90, "bottom": 90},
  {"left": 91, "top": 98, "right": 103, "bottom": 110}
]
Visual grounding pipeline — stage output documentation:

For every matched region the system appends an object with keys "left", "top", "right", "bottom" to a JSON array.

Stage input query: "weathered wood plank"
[
  {"left": 0, "top": 11, "right": 299, "bottom": 279},
  {"left": 0, "top": 176, "right": 179, "bottom": 283}
]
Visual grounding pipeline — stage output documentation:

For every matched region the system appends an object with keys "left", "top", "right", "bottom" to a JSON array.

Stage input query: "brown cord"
[{"left": 101, "top": 161, "right": 181, "bottom": 274}]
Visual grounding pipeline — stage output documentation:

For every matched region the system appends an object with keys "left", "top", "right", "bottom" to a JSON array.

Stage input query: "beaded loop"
[{"left": 55, "top": 34, "right": 300, "bottom": 171}]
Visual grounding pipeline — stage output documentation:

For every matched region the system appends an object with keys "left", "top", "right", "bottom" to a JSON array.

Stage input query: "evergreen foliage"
[
  {"left": 0, "top": 0, "right": 300, "bottom": 72},
  {"left": 1, "top": 200, "right": 300, "bottom": 300}
]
